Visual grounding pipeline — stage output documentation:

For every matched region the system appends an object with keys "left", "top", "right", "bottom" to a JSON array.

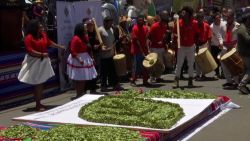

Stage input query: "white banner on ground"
[
  {"left": 56, "top": 1, "right": 102, "bottom": 91},
  {"left": 13, "top": 94, "right": 215, "bottom": 132}
]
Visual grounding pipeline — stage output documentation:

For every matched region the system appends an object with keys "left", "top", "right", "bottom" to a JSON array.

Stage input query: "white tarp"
[{"left": 13, "top": 94, "right": 215, "bottom": 132}]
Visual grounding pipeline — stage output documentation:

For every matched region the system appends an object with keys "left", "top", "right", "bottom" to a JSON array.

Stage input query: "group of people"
[{"left": 18, "top": 5, "right": 250, "bottom": 111}]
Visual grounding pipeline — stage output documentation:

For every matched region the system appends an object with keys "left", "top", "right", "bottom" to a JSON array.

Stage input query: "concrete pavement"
[{"left": 0, "top": 73, "right": 250, "bottom": 141}]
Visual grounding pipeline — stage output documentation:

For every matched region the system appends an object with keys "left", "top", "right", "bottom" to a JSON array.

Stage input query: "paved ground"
[{"left": 1, "top": 73, "right": 250, "bottom": 141}]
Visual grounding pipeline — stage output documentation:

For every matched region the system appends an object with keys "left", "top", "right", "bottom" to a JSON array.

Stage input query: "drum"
[
  {"left": 195, "top": 48, "right": 218, "bottom": 74},
  {"left": 143, "top": 53, "right": 165, "bottom": 78},
  {"left": 113, "top": 54, "right": 127, "bottom": 76},
  {"left": 165, "top": 49, "right": 175, "bottom": 69},
  {"left": 220, "top": 48, "right": 244, "bottom": 76}
]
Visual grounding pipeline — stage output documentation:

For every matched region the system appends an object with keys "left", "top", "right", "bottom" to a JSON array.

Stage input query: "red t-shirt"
[
  {"left": 24, "top": 32, "right": 52, "bottom": 53},
  {"left": 148, "top": 22, "right": 168, "bottom": 48},
  {"left": 197, "top": 21, "right": 212, "bottom": 45},
  {"left": 224, "top": 25, "right": 237, "bottom": 48},
  {"left": 174, "top": 19, "right": 199, "bottom": 47},
  {"left": 70, "top": 35, "right": 88, "bottom": 57},
  {"left": 131, "top": 24, "right": 148, "bottom": 55}
]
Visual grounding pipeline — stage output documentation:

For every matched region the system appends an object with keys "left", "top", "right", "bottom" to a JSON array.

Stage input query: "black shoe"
[
  {"left": 90, "top": 90, "right": 97, "bottom": 93},
  {"left": 238, "top": 85, "right": 250, "bottom": 94},
  {"left": 156, "top": 78, "right": 164, "bottom": 83},
  {"left": 143, "top": 82, "right": 152, "bottom": 87},
  {"left": 194, "top": 76, "right": 201, "bottom": 81},
  {"left": 101, "top": 86, "right": 108, "bottom": 92},
  {"left": 188, "top": 77, "right": 193, "bottom": 87},
  {"left": 200, "top": 75, "right": 208, "bottom": 80},
  {"left": 180, "top": 75, "right": 186, "bottom": 80},
  {"left": 222, "top": 83, "right": 233, "bottom": 87},
  {"left": 220, "top": 73, "right": 225, "bottom": 79},
  {"left": 224, "top": 83, "right": 238, "bottom": 90},
  {"left": 113, "top": 85, "right": 124, "bottom": 91},
  {"left": 173, "top": 77, "right": 180, "bottom": 89}
]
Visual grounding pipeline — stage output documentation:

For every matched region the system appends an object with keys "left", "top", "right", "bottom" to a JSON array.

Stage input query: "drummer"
[
  {"left": 237, "top": 11, "right": 250, "bottom": 94},
  {"left": 148, "top": 10, "right": 170, "bottom": 82},
  {"left": 195, "top": 11, "right": 212, "bottom": 81},
  {"left": 117, "top": 16, "right": 132, "bottom": 72},
  {"left": 220, "top": 9, "right": 240, "bottom": 89},
  {"left": 99, "top": 15, "right": 123, "bottom": 92},
  {"left": 210, "top": 12, "right": 225, "bottom": 79},
  {"left": 130, "top": 15, "right": 150, "bottom": 86}
]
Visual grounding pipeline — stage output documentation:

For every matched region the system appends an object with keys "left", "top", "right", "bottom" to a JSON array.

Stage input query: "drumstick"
[
  {"left": 92, "top": 18, "right": 103, "bottom": 45},
  {"left": 174, "top": 14, "right": 180, "bottom": 49}
]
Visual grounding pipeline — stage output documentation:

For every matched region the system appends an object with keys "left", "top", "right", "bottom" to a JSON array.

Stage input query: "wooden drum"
[
  {"left": 143, "top": 53, "right": 165, "bottom": 78},
  {"left": 195, "top": 48, "right": 218, "bottom": 74},
  {"left": 113, "top": 54, "right": 127, "bottom": 76},
  {"left": 220, "top": 48, "right": 244, "bottom": 76}
]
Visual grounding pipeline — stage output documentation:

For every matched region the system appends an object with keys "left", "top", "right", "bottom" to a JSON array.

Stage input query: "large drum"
[
  {"left": 143, "top": 53, "right": 165, "bottom": 78},
  {"left": 220, "top": 48, "right": 244, "bottom": 76},
  {"left": 113, "top": 54, "right": 127, "bottom": 76},
  {"left": 195, "top": 48, "right": 218, "bottom": 74},
  {"left": 165, "top": 49, "right": 175, "bottom": 69}
]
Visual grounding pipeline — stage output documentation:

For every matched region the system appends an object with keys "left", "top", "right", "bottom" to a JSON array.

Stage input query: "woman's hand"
[
  {"left": 94, "top": 44, "right": 101, "bottom": 50},
  {"left": 77, "top": 57, "right": 84, "bottom": 65},
  {"left": 79, "top": 60, "right": 84, "bottom": 65},
  {"left": 42, "top": 53, "right": 49, "bottom": 58},
  {"left": 102, "top": 45, "right": 111, "bottom": 51},
  {"left": 59, "top": 45, "right": 66, "bottom": 50}
]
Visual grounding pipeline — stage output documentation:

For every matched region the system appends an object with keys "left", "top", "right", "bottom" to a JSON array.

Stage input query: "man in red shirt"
[
  {"left": 220, "top": 9, "right": 240, "bottom": 89},
  {"left": 173, "top": 6, "right": 199, "bottom": 88},
  {"left": 130, "top": 15, "right": 150, "bottom": 86},
  {"left": 195, "top": 11, "right": 212, "bottom": 80},
  {"left": 148, "top": 10, "right": 170, "bottom": 82}
]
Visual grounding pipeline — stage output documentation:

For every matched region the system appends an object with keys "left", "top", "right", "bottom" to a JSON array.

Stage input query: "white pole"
[{"left": 174, "top": 14, "right": 180, "bottom": 49}]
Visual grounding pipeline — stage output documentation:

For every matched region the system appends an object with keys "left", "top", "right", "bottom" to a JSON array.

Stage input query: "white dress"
[
  {"left": 67, "top": 52, "right": 97, "bottom": 81},
  {"left": 18, "top": 54, "right": 55, "bottom": 85}
]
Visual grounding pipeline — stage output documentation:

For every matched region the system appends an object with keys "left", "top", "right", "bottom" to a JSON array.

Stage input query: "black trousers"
[
  {"left": 210, "top": 45, "right": 221, "bottom": 75},
  {"left": 100, "top": 57, "right": 118, "bottom": 87}
]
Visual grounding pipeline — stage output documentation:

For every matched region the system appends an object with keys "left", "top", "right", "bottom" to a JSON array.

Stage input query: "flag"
[{"left": 148, "top": 1, "right": 156, "bottom": 16}]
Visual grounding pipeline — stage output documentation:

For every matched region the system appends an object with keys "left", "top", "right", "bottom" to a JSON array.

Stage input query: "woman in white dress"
[
  {"left": 67, "top": 23, "right": 97, "bottom": 98},
  {"left": 18, "top": 19, "right": 65, "bottom": 111}
]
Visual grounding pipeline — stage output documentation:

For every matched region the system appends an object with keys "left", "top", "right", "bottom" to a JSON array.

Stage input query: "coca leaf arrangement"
[
  {"left": 35, "top": 124, "right": 145, "bottom": 141},
  {"left": 142, "top": 89, "right": 216, "bottom": 99},
  {"left": 119, "top": 89, "right": 216, "bottom": 99},
  {"left": 0, "top": 125, "right": 38, "bottom": 139},
  {"left": 79, "top": 96, "right": 184, "bottom": 129}
]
